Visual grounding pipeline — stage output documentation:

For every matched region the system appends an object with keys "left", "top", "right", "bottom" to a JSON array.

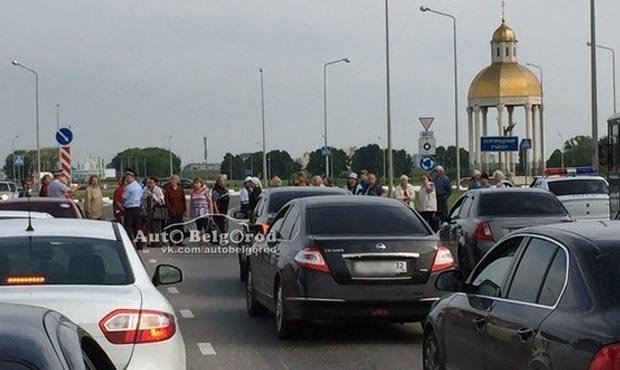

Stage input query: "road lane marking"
[
  {"left": 197, "top": 342, "right": 216, "bottom": 356},
  {"left": 142, "top": 249, "right": 150, "bottom": 254},
  {"left": 148, "top": 259, "right": 157, "bottom": 264},
  {"left": 167, "top": 287, "right": 179, "bottom": 294},
  {"left": 179, "top": 309, "right": 194, "bottom": 319}
]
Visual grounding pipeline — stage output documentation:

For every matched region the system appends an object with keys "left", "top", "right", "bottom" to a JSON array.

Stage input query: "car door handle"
[
  {"left": 472, "top": 316, "right": 486, "bottom": 331},
  {"left": 516, "top": 328, "right": 534, "bottom": 342}
]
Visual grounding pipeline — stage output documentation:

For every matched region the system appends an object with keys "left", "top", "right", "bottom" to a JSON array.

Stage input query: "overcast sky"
[{"left": 1, "top": 0, "right": 619, "bottom": 168}]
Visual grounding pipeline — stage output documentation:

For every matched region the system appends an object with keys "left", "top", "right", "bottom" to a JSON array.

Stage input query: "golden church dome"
[
  {"left": 492, "top": 20, "right": 516, "bottom": 43},
  {"left": 468, "top": 63, "right": 541, "bottom": 100}
]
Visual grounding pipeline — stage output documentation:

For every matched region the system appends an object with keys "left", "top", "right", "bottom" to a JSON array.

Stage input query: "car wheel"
[
  {"left": 239, "top": 255, "right": 247, "bottom": 282},
  {"left": 246, "top": 266, "right": 266, "bottom": 316},
  {"left": 423, "top": 330, "right": 445, "bottom": 370},
  {"left": 275, "top": 282, "right": 297, "bottom": 339}
]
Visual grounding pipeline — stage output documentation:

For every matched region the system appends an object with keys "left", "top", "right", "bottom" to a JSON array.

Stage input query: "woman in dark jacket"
[
  {"left": 164, "top": 175, "right": 187, "bottom": 245},
  {"left": 212, "top": 175, "right": 230, "bottom": 233}
]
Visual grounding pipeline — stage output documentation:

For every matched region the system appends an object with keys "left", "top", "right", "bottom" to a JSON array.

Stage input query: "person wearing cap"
[
  {"left": 394, "top": 175, "right": 415, "bottom": 208},
  {"left": 468, "top": 170, "right": 483, "bottom": 190},
  {"left": 240, "top": 176, "right": 254, "bottom": 213},
  {"left": 47, "top": 170, "right": 70, "bottom": 199},
  {"left": 122, "top": 168, "right": 144, "bottom": 246},
  {"left": 345, "top": 172, "right": 362, "bottom": 194},
  {"left": 432, "top": 165, "right": 452, "bottom": 224}
]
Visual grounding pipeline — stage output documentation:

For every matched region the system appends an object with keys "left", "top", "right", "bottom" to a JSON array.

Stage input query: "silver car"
[{"left": 0, "top": 181, "right": 19, "bottom": 200}]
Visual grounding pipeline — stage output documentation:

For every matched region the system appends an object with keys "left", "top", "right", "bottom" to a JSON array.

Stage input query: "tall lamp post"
[
  {"left": 259, "top": 69, "right": 268, "bottom": 183},
  {"left": 526, "top": 62, "right": 544, "bottom": 170},
  {"left": 12, "top": 61, "right": 40, "bottom": 184},
  {"left": 420, "top": 6, "right": 461, "bottom": 189},
  {"left": 11, "top": 135, "right": 19, "bottom": 181},
  {"left": 168, "top": 135, "right": 173, "bottom": 177},
  {"left": 385, "top": 0, "right": 394, "bottom": 197},
  {"left": 590, "top": 0, "right": 599, "bottom": 169},
  {"left": 588, "top": 42, "right": 617, "bottom": 114},
  {"left": 378, "top": 136, "right": 386, "bottom": 179},
  {"left": 557, "top": 132, "right": 565, "bottom": 168},
  {"left": 323, "top": 58, "right": 350, "bottom": 179}
]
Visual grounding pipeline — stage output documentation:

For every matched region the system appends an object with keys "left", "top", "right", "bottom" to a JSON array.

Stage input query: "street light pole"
[
  {"left": 259, "top": 69, "right": 268, "bottom": 183},
  {"left": 11, "top": 136, "right": 18, "bottom": 181},
  {"left": 527, "top": 62, "right": 544, "bottom": 170},
  {"left": 588, "top": 42, "right": 617, "bottom": 113},
  {"left": 590, "top": 0, "right": 599, "bottom": 169},
  {"left": 12, "top": 61, "right": 40, "bottom": 184},
  {"left": 168, "top": 135, "right": 173, "bottom": 177},
  {"left": 385, "top": 0, "right": 394, "bottom": 197},
  {"left": 323, "top": 58, "right": 351, "bottom": 179},
  {"left": 420, "top": 6, "right": 461, "bottom": 189},
  {"left": 557, "top": 133, "right": 565, "bottom": 168},
  {"left": 378, "top": 136, "right": 386, "bottom": 179}
]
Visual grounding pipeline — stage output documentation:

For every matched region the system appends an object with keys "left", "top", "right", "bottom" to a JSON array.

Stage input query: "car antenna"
[{"left": 25, "top": 193, "right": 34, "bottom": 232}]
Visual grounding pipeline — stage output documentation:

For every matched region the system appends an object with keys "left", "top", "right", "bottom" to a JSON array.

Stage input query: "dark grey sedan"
[{"left": 438, "top": 188, "right": 572, "bottom": 273}]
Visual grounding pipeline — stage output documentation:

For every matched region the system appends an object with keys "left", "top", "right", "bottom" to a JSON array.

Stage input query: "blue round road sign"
[
  {"left": 56, "top": 127, "right": 73, "bottom": 146},
  {"left": 420, "top": 155, "right": 437, "bottom": 171}
]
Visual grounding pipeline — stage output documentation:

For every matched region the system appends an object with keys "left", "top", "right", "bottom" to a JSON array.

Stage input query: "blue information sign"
[
  {"left": 520, "top": 138, "right": 532, "bottom": 150},
  {"left": 55, "top": 127, "right": 73, "bottom": 146},
  {"left": 419, "top": 156, "right": 437, "bottom": 171},
  {"left": 480, "top": 136, "right": 519, "bottom": 152}
]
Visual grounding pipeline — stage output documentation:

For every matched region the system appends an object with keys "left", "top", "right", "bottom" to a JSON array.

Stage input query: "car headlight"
[{"left": 0, "top": 194, "right": 8, "bottom": 201}]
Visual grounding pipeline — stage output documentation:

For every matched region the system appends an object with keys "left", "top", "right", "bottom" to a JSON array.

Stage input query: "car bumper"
[{"left": 125, "top": 331, "right": 186, "bottom": 370}]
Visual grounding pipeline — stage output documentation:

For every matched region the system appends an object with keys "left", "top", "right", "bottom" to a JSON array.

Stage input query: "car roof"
[
  {"left": 541, "top": 176, "right": 607, "bottom": 182},
  {"left": 0, "top": 197, "right": 76, "bottom": 204},
  {"left": 0, "top": 219, "right": 117, "bottom": 240},
  {"left": 290, "top": 195, "right": 402, "bottom": 207},
  {"left": 516, "top": 221, "right": 620, "bottom": 251},
  {"left": 0, "top": 210, "right": 53, "bottom": 219},
  {"left": 264, "top": 186, "right": 349, "bottom": 196},
  {"left": 467, "top": 187, "right": 551, "bottom": 195}
]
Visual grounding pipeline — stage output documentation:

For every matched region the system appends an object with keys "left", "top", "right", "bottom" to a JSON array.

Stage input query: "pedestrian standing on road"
[
  {"left": 84, "top": 175, "right": 104, "bottom": 220},
  {"left": 358, "top": 170, "right": 369, "bottom": 193},
  {"left": 270, "top": 176, "right": 282, "bottom": 188},
  {"left": 39, "top": 174, "right": 52, "bottom": 197},
  {"left": 190, "top": 178, "right": 215, "bottom": 245},
  {"left": 113, "top": 176, "right": 126, "bottom": 223},
  {"left": 20, "top": 178, "right": 34, "bottom": 198},
  {"left": 212, "top": 175, "right": 230, "bottom": 233},
  {"left": 122, "top": 169, "right": 143, "bottom": 247},
  {"left": 345, "top": 172, "right": 362, "bottom": 195},
  {"left": 240, "top": 176, "right": 253, "bottom": 213},
  {"left": 418, "top": 173, "right": 438, "bottom": 231},
  {"left": 492, "top": 170, "right": 506, "bottom": 188},
  {"left": 295, "top": 172, "right": 308, "bottom": 186},
  {"left": 395, "top": 175, "right": 415, "bottom": 208},
  {"left": 480, "top": 173, "right": 491, "bottom": 188},
  {"left": 47, "top": 170, "right": 70, "bottom": 199},
  {"left": 433, "top": 166, "right": 452, "bottom": 224},
  {"left": 468, "top": 170, "right": 482, "bottom": 190},
  {"left": 164, "top": 175, "right": 187, "bottom": 245},
  {"left": 311, "top": 175, "right": 324, "bottom": 187},
  {"left": 362, "top": 174, "right": 384, "bottom": 196},
  {"left": 141, "top": 177, "right": 166, "bottom": 248},
  {"left": 249, "top": 177, "right": 263, "bottom": 211}
]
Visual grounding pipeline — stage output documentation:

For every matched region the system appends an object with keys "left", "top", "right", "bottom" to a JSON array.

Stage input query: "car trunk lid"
[{"left": 484, "top": 216, "right": 573, "bottom": 241}]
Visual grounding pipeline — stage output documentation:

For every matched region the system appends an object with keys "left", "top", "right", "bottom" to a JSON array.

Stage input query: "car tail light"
[
  {"left": 294, "top": 247, "right": 329, "bottom": 273},
  {"left": 259, "top": 223, "right": 270, "bottom": 234},
  {"left": 588, "top": 343, "right": 620, "bottom": 370},
  {"left": 99, "top": 309, "right": 176, "bottom": 344},
  {"left": 6, "top": 276, "right": 46, "bottom": 285},
  {"left": 431, "top": 246, "right": 455, "bottom": 272},
  {"left": 474, "top": 221, "right": 494, "bottom": 241}
]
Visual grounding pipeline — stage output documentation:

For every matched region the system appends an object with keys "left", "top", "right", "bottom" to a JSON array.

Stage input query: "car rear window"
[
  {"left": 548, "top": 179, "right": 609, "bottom": 196},
  {"left": 479, "top": 192, "right": 568, "bottom": 216},
  {"left": 0, "top": 237, "right": 133, "bottom": 285},
  {"left": 590, "top": 246, "right": 620, "bottom": 306},
  {"left": 269, "top": 190, "right": 346, "bottom": 213},
  {"left": 0, "top": 202, "right": 78, "bottom": 218},
  {"left": 0, "top": 184, "right": 10, "bottom": 192},
  {"left": 307, "top": 205, "right": 429, "bottom": 235}
]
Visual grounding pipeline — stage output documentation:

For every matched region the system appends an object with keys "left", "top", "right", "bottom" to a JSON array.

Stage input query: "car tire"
[
  {"left": 246, "top": 266, "right": 266, "bottom": 317},
  {"left": 239, "top": 254, "right": 247, "bottom": 282},
  {"left": 423, "top": 330, "right": 446, "bottom": 370},
  {"left": 274, "top": 282, "right": 298, "bottom": 340}
]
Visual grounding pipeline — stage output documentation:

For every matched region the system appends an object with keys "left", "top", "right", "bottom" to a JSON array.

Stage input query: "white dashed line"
[
  {"left": 197, "top": 342, "right": 216, "bottom": 356},
  {"left": 179, "top": 309, "right": 195, "bottom": 319},
  {"left": 167, "top": 287, "right": 179, "bottom": 294},
  {"left": 148, "top": 259, "right": 157, "bottom": 264},
  {"left": 142, "top": 249, "right": 151, "bottom": 254}
]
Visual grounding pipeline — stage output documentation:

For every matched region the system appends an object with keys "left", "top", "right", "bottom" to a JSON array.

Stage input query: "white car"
[
  {"left": 532, "top": 169, "right": 610, "bottom": 220},
  {"left": 0, "top": 210, "right": 53, "bottom": 219},
  {"left": 0, "top": 219, "right": 186, "bottom": 370},
  {"left": 0, "top": 181, "right": 19, "bottom": 200}
]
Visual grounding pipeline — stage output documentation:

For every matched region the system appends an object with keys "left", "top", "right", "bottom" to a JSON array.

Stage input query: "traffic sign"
[
  {"left": 419, "top": 137, "right": 436, "bottom": 156},
  {"left": 480, "top": 136, "right": 519, "bottom": 152},
  {"left": 419, "top": 156, "right": 437, "bottom": 171},
  {"left": 420, "top": 130, "right": 434, "bottom": 139},
  {"left": 321, "top": 146, "right": 331, "bottom": 157},
  {"left": 520, "top": 138, "right": 532, "bottom": 150},
  {"left": 419, "top": 117, "right": 435, "bottom": 131},
  {"left": 55, "top": 127, "right": 73, "bottom": 146},
  {"left": 14, "top": 156, "right": 24, "bottom": 166}
]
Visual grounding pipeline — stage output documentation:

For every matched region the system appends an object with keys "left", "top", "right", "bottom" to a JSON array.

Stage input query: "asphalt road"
[{"left": 102, "top": 198, "right": 425, "bottom": 370}]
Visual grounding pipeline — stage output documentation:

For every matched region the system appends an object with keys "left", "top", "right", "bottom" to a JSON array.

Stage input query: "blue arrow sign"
[
  {"left": 419, "top": 155, "right": 437, "bottom": 172},
  {"left": 55, "top": 127, "right": 73, "bottom": 146}
]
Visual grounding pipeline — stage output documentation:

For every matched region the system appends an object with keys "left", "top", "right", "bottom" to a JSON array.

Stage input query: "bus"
[{"left": 602, "top": 113, "right": 620, "bottom": 219}]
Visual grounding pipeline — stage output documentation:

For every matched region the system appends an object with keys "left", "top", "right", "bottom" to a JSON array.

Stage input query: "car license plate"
[{"left": 352, "top": 261, "right": 408, "bottom": 276}]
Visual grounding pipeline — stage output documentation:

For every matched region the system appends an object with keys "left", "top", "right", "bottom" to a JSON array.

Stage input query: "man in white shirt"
[{"left": 47, "top": 170, "right": 70, "bottom": 199}]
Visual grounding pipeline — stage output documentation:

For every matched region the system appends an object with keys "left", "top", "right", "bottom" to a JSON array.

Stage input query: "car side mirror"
[
  {"left": 435, "top": 269, "right": 465, "bottom": 292},
  {"left": 152, "top": 264, "right": 183, "bottom": 286},
  {"left": 233, "top": 210, "right": 248, "bottom": 220}
]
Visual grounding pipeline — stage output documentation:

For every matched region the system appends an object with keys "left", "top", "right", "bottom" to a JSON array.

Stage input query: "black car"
[
  {"left": 0, "top": 198, "right": 85, "bottom": 218},
  {"left": 237, "top": 186, "right": 350, "bottom": 281},
  {"left": 245, "top": 196, "right": 455, "bottom": 339},
  {"left": 0, "top": 303, "right": 116, "bottom": 369},
  {"left": 439, "top": 188, "right": 571, "bottom": 273},
  {"left": 424, "top": 221, "right": 620, "bottom": 370}
]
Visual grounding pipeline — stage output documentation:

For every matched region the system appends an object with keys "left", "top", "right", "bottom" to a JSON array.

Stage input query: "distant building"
[{"left": 183, "top": 163, "right": 221, "bottom": 172}]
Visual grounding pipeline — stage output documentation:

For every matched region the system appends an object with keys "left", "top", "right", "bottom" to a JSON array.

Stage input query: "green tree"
[
  {"left": 3, "top": 147, "right": 60, "bottom": 179},
  {"left": 109, "top": 147, "right": 181, "bottom": 179},
  {"left": 306, "top": 147, "right": 349, "bottom": 178},
  {"left": 351, "top": 144, "right": 383, "bottom": 175},
  {"left": 267, "top": 150, "right": 301, "bottom": 179},
  {"left": 220, "top": 153, "right": 246, "bottom": 180},
  {"left": 392, "top": 149, "right": 414, "bottom": 178}
]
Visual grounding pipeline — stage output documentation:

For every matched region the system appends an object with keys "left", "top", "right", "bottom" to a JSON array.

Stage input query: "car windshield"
[
  {"left": 0, "top": 184, "right": 10, "bottom": 192},
  {"left": 307, "top": 204, "right": 429, "bottom": 235},
  {"left": 548, "top": 179, "right": 609, "bottom": 196},
  {"left": 0, "top": 202, "right": 77, "bottom": 218},
  {"left": 268, "top": 191, "right": 345, "bottom": 214},
  {"left": 479, "top": 192, "right": 568, "bottom": 216},
  {"left": 0, "top": 237, "right": 133, "bottom": 286}
]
